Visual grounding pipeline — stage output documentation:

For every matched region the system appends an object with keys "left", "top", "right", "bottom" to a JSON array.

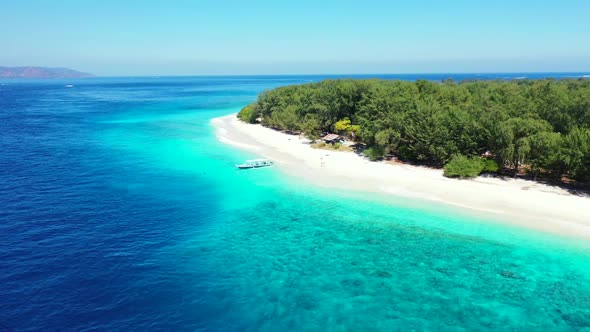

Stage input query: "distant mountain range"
[{"left": 0, "top": 66, "right": 94, "bottom": 79}]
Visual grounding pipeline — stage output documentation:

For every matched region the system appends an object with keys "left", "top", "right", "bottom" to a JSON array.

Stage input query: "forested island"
[{"left": 238, "top": 78, "right": 590, "bottom": 182}]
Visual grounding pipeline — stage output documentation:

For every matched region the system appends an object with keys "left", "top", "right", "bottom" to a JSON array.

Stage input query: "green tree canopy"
[{"left": 240, "top": 78, "right": 590, "bottom": 182}]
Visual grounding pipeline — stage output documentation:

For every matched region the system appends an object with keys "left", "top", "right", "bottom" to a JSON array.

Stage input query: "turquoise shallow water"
[
  {"left": 202, "top": 187, "right": 590, "bottom": 330},
  {"left": 1, "top": 76, "right": 589, "bottom": 331}
]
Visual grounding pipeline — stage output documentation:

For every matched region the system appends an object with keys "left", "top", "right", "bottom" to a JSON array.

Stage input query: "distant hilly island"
[{"left": 0, "top": 66, "right": 94, "bottom": 79}]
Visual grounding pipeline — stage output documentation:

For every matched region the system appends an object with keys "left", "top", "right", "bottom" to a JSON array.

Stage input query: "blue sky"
[{"left": 1, "top": 0, "right": 589, "bottom": 75}]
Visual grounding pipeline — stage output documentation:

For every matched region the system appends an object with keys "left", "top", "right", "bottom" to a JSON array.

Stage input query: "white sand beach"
[{"left": 212, "top": 114, "right": 590, "bottom": 240}]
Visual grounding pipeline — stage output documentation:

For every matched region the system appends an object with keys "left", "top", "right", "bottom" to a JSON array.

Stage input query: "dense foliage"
[
  {"left": 443, "top": 155, "right": 499, "bottom": 178},
  {"left": 238, "top": 78, "right": 590, "bottom": 182},
  {"left": 237, "top": 104, "right": 258, "bottom": 123}
]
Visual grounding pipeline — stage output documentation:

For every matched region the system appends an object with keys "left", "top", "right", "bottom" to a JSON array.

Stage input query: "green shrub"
[
  {"left": 481, "top": 158, "right": 500, "bottom": 173},
  {"left": 363, "top": 147, "right": 384, "bottom": 161},
  {"left": 443, "top": 155, "right": 485, "bottom": 178},
  {"left": 333, "top": 142, "right": 342, "bottom": 150},
  {"left": 237, "top": 104, "right": 258, "bottom": 123}
]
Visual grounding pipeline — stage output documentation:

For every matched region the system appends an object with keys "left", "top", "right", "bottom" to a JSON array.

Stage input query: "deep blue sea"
[{"left": 1, "top": 74, "right": 589, "bottom": 331}]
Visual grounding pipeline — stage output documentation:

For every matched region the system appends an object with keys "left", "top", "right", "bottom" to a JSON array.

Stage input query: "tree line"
[{"left": 238, "top": 78, "right": 590, "bottom": 182}]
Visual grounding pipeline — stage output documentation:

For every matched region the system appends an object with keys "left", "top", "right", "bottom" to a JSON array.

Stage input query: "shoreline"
[{"left": 212, "top": 114, "right": 590, "bottom": 241}]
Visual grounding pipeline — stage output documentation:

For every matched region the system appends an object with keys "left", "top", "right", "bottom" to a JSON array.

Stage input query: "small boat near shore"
[{"left": 236, "top": 159, "right": 273, "bottom": 169}]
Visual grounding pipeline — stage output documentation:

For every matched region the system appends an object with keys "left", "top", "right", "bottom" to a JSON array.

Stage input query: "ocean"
[{"left": 1, "top": 74, "right": 589, "bottom": 331}]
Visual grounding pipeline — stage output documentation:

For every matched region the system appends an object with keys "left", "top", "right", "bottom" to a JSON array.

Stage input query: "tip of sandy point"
[{"left": 210, "top": 113, "right": 236, "bottom": 124}]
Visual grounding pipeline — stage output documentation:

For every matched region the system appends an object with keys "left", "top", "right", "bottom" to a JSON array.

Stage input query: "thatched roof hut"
[{"left": 321, "top": 133, "right": 341, "bottom": 143}]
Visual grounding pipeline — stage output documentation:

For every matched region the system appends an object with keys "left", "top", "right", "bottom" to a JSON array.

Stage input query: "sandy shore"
[{"left": 212, "top": 114, "right": 590, "bottom": 240}]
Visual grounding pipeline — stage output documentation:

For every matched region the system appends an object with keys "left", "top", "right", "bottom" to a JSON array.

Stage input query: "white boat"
[
  {"left": 65, "top": 84, "right": 74, "bottom": 88},
  {"left": 236, "top": 159, "right": 273, "bottom": 169}
]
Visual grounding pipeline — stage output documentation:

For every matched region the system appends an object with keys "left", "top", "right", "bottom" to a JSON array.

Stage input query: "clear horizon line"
[{"left": 91, "top": 71, "right": 590, "bottom": 78}]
